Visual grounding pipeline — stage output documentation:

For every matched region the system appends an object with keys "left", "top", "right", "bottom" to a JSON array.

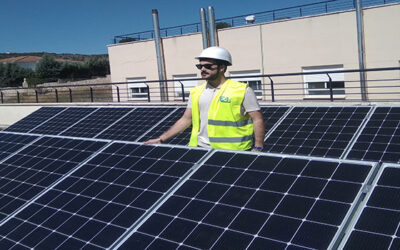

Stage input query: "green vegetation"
[
  {"left": 0, "top": 63, "right": 33, "bottom": 87},
  {"left": 216, "top": 22, "right": 232, "bottom": 30},
  {"left": 118, "top": 37, "right": 137, "bottom": 43},
  {"left": 0, "top": 53, "right": 110, "bottom": 87}
]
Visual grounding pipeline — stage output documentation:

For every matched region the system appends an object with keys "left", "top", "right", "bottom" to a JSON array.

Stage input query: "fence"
[
  {"left": 113, "top": 0, "right": 399, "bottom": 43},
  {"left": 1, "top": 67, "right": 399, "bottom": 104}
]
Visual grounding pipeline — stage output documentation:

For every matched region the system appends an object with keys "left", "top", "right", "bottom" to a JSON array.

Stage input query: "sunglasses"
[{"left": 195, "top": 63, "right": 217, "bottom": 70}]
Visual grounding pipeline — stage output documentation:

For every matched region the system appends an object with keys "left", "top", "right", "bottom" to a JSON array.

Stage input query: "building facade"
[{"left": 107, "top": 3, "right": 400, "bottom": 102}]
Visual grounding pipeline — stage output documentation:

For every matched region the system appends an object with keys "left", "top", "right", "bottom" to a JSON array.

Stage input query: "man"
[{"left": 144, "top": 46, "right": 265, "bottom": 152}]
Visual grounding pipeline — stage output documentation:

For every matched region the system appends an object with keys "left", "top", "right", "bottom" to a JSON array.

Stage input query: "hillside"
[{"left": 0, "top": 52, "right": 108, "bottom": 62}]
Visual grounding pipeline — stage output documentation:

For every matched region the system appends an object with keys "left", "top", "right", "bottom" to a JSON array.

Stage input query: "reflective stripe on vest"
[
  {"left": 208, "top": 119, "right": 253, "bottom": 127},
  {"left": 209, "top": 135, "right": 254, "bottom": 143}
]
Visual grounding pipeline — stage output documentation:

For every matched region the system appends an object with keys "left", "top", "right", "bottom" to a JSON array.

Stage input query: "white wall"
[{"left": 107, "top": 3, "right": 400, "bottom": 102}]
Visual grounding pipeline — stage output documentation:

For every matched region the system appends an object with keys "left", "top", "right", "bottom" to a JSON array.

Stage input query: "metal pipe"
[
  {"left": 146, "top": 84, "right": 151, "bottom": 102},
  {"left": 179, "top": 81, "right": 186, "bottom": 102},
  {"left": 327, "top": 74, "right": 334, "bottom": 102},
  {"left": 200, "top": 8, "right": 209, "bottom": 49},
  {"left": 152, "top": 9, "right": 168, "bottom": 102},
  {"left": 90, "top": 87, "right": 94, "bottom": 102},
  {"left": 116, "top": 86, "right": 120, "bottom": 102},
  {"left": 268, "top": 77, "right": 275, "bottom": 102},
  {"left": 355, "top": 0, "right": 368, "bottom": 101},
  {"left": 208, "top": 6, "right": 218, "bottom": 46}
]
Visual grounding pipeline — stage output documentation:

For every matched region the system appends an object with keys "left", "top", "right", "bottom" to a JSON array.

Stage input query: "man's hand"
[
  {"left": 143, "top": 108, "right": 192, "bottom": 145},
  {"left": 143, "top": 137, "right": 163, "bottom": 144}
]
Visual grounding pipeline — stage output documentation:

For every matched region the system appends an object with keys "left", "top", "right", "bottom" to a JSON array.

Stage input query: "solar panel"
[
  {"left": 139, "top": 107, "right": 192, "bottom": 145},
  {"left": 96, "top": 107, "right": 176, "bottom": 142},
  {"left": 339, "top": 164, "right": 400, "bottom": 249},
  {"left": 60, "top": 107, "right": 133, "bottom": 138},
  {"left": 4, "top": 107, "right": 67, "bottom": 133},
  {"left": 119, "top": 151, "right": 375, "bottom": 249},
  {"left": 346, "top": 107, "right": 400, "bottom": 163},
  {"left": 0, "top": 136, "right": 107, "bottom": 223},
  {"left": 263, "top": 106, "right": 371, "bottom": 158},
  {"left": 0, "top": 132, "right": 38, "bottom": 161},
  {"left": 260, "top": 106, "right": 290, "bottom": 134},
  {"left": 30, "top": 107, "right": 97, "bottom": 135},
  {"left": 0, "top": 143, "right": 209, "bottom": 249}
]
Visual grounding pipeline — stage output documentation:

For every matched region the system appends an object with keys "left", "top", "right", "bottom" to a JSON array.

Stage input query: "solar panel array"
[
  {"left": 31, "top": 107, "right": 97, "bottom": 135},
  {"left": 260, "top": 106, "right": 290, "bottom": 133},
  {"left": 340, "top": 163, "right": 400, "bottom": 249},
  {"left": 138, "top": 107, "right": 192, "bottom": 145},
  {"left": 0, "top": 133, "right": 38, "bottom": 161},
  {"left": 118, "top": 151, "right": 375, "bottom": 249},
  {"left": 347, "top": 107, "right": 400, "bottom": 163},
  {"left": 0, "top": 142, "right": 208, "bottom": 249},
  {"left": 0, "top": 104, "right": 399, "bottom": 249},
  {"left": 61, "top": 107, "right": 132, "bottom": 138},
  {"left": 263, "top": 106, "right": 371, "bottom": 158},
  {"left": 0, "top": 136, "right": 107, "bottom": 222},
  {"left": 4, "top": 107, "right": 66, "bottom": 133}
]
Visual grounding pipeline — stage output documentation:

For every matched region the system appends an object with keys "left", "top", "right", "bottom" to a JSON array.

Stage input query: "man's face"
[{"left": 197, "top": 59, "right": 220, "bottom": 80}]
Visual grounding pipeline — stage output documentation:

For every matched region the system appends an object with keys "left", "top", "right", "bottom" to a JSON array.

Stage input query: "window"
[
  {"left": 127, "top": 78, "right": 148, "bottom": 99},
  {"left": 303, "top": 66, "right": 345, "bottom": 97},
  {"left": 230, "top": 71, "right": 263, "bottom": 99},
  {"left": 173, "top": 74, "right": 198, "bottom": 99}
]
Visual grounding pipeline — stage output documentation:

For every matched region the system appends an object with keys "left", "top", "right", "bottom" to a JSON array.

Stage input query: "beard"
[{"left": 201, "top": 70, "right": 219, "bottom": 81}]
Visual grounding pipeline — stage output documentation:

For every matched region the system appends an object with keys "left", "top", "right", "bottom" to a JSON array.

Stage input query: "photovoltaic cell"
[
  {"left": 4, "top": 107, "right": 66, "bottom": 133},
  {"left": 342, "top": 164, "right": 400, "bottom": 249},
  {"left": 260, "top": 106, "right": 290, "bottom": 134},
  {"left": 347, "top": 107, "right": 400, "bottom": 163},
  {"left": 96, "top": 107, "right": 176, "bottom": 142},
  {"left": 263, "top": 106, "right": 371, "bottom": 158},
  {"left": 0, "top": 143, "right": 208, "bottom": 249},
  {"left": 0, "top": 136, "right": 106, "bottom": 223},
  {"left": 0, "top": 132, "right": 38, "bottom": 161},
  {"left": 30, "top": 107, "right": 97, "bottom": 135},
  {"left": 60, "top": 107, "right": 133, "bottom": 138},
  {"left": 120, "top": 151, "right": 373, "bottom": 249},
  {"left": 139, "top": 107, "right": 192, "bottom": 145}
]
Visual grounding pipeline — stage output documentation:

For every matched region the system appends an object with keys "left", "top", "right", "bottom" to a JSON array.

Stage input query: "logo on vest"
[{"left": 219, "top": 96, "right": 231, "bottom": 103}]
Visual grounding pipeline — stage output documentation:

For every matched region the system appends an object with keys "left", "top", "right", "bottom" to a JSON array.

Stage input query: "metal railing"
[
  {"left": 1, "top": 67, "right": 399, "bottom": 104},
  {"left": 113, "top": 0, "right": 399, "bottom": 43}
]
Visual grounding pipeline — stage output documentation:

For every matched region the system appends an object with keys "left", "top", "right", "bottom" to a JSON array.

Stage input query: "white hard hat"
[{"left": 196, "top": 46, "right": 232, "bottom": 66}]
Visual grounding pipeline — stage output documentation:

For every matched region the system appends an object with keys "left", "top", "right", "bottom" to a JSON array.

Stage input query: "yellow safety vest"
[{"left": 189, "top": 79, "right": 254, "bottom": 150}]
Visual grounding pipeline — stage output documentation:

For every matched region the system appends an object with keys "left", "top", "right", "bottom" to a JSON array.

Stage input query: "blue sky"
[{"left": 1, "top": 0, "right": 323, "bottom": 55}]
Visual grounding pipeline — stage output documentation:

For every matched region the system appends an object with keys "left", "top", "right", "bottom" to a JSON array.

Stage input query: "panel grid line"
[
  {"left": 263, "top": 106, "right": 294, "bottom": 139},
  {"left": 92, "top": 107, "right": 137, "bottom": 138},
  {"left": 0, "top": 137, "right": 109, "bottom": 227},
  {"left": 339, "top": 163, "right": 400, "bottom": 249},
  {"left": 56, "top": 107, "right": 100, "bottom": 135},
  {"left": 341, "top": 106, "right": 377, "bottom": 160},
  {"left": 110, "top": 145, "right": 214, "bottom": 249},
  {"left": 135, "top": 107, "right": 179, "bottom": 142},
  {"left": 27, "top": 107, "right": 69, "bottom": 133},
  {"left": 0, "top": 132, "right": 40, "bottom": 165},
  {"left": 120, "top": 150, "right": 375, "bottom": 249}
]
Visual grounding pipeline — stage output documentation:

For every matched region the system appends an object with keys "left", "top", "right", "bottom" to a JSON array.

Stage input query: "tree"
[
  {"left": 35, "top": 54, "right": 61, "bottom": 82},
  {"left": 86, "top": 57, "right": 110, "bottom": 77},
  {"left": 59, "top": 62, "right": 89, "bottom": 80},
  {"left": 118, "top": 37, "right": 137, "bottom": 43},
  {"left": 0, "top": 63, "right": 33, "bottom": 87},
  {"left": 216, "top": 22, "right": 232, "bottom": 30}
]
